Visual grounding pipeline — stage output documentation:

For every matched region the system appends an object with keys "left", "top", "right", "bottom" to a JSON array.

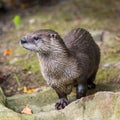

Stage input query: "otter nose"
[{"left": 21, "top": 37, "right": 27, "bottom": 44}]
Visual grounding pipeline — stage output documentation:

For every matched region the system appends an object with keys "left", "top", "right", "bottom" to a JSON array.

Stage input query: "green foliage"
[
  {"left": 13, "top": 74, "right": 21, "bottom": 88},
  {"left": 13, "top": 15, "right": 21, "bottom": 29}
]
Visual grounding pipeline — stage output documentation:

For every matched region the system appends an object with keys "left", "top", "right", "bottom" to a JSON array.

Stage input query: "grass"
[
  {"left": 13, "top": 74, "right": 22, "bottom": 88},
  {"left": 96, "top": 67, "right": 119, "bottom": 83}
]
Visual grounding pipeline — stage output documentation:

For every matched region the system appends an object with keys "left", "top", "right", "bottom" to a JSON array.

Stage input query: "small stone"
[
  {"left": 103, "top": 63, "right": 111, "bottom": 68},
  {"left": 90, "top": 30, "right": 104, "bottom": 42},
  {"left": 29, "top": 19, "right": 35, "bottom": 24},
  {"left": 9, "top": 58, "right": 18, "bottom": 64},
  {"left": 0, "top": 88, "right": 120, "bottom": 120}
]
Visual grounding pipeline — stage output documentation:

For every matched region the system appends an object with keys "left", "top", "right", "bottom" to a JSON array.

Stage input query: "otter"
[{"left": 20, "top": 28, "right": 100, "bottom": 110}]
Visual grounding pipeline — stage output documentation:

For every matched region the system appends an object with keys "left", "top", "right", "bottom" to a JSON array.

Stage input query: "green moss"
[
  {"left": 17, "top": 55, "right": 39, "bottom": 73},
  {"left": 14, "top": 48, "right": 27, "bottom": 57},
  {"left": 96, "top": 67, "right": 119, "bottom": 83},
  {"left": 101, "top": 42, "right": 120, "bottom": 63},
  {"left": 7, "top": 88, "right": 57, "bottom": 113}
]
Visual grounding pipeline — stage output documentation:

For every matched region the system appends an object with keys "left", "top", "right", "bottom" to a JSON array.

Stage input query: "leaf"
[
  {"left": 21, "top": 105, "right": 32, "bottom": 114},
  {"left": 23, "top": 86, "right": 27, "bottom": 93},
  {"left": 23, "top": 86, "right": 35, "bottom": 93},
  {"left": 115, "top": 36, "right": 120, "bottom": 42},
  {"left": 4, "top": 49, "right": 12, "bottom": 56},
  {"left": 13, "top": 15, "right": 21, "bottom": 29},
  {"left": 20, "top": 2, "right": 29, "bottom": 9}
]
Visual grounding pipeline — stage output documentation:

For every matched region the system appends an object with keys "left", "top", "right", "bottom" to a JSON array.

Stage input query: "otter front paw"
[{"left": 55, "top": 98, "right": 68, "bottom": 110}]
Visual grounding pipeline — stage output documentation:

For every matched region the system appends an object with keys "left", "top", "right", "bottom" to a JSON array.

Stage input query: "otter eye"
[{"left": 33, "top": 36, "right": 39, "bottom": 41}]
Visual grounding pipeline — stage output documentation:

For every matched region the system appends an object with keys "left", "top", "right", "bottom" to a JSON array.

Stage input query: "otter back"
[{"left": 64, "top": 28, "right": 100, "bottom": 77}]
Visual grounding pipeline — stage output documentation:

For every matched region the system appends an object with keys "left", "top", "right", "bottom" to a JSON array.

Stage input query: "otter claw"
[{"left": 55, "top": 98, "right": 68, "bottom": 110}]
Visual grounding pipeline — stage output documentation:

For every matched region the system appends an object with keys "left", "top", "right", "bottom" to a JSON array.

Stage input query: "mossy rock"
[
  {"left": 0, "top": 87, "right": 20, "bottom": 120},
  {"left": 0, "top": 86, "right": 120, "bottom": 120},
  {"left": 7, "top": 88, "right": 57, "bottom": 113},
  {"left": 0, "top": 87, "right": 6, "bottom": 105}
]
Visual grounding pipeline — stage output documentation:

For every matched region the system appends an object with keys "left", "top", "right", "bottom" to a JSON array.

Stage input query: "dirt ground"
[{"left": 0, "top": 47, "right": 46, "bottom": 96}]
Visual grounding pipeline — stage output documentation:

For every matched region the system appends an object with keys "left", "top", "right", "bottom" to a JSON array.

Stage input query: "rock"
[
  {"left": 0, "top": 86, "right": 120, "bottom": 120},
  {"left": 6, "top": 89, "right": 120, "bottom": 120},
  {"left": 0, "top": 71, "right": 7, "bottom": 84},
  {"left": 0, "top": 87, "right": 6, "bottom": 105},
  {"left": 114, "top": 62, "right": 120, "bottom": 70},
  {"left": 7, "top": 88, "right": 57, "bottom": 113},
  {"left": 29, "top": 19, "right": 35, "bottom": 24},
  {"left": 0, "top": 88, "right": 21, "bottom": 120},
  {"left": 90, "top": 30, "right": 118, "bottom": 47},
  {"left": 63, "top": 92, "right": 120, "bottom": 120},
  {"left": 102, "top": 31, "right": 118, "bottom": 46},
  {"left": 103, "top": 63, "right": 111, "bottom": 68},
  {"left": 90, "top": 30, "right": 104, "bottom": 42}
]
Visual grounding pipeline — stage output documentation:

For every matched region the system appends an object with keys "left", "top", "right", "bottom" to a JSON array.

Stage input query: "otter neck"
[{"left": 38, "top": 44, "right": 71, "bottom": 61}]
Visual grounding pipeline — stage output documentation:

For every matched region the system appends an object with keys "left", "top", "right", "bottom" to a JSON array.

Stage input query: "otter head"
[{"left": 20, "top": 29, "right": 63, "bottom": 55}]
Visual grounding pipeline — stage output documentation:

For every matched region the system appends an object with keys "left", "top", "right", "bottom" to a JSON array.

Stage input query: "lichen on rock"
[{"left": 0, "top": 87, "right": 120, "bottom": 120}]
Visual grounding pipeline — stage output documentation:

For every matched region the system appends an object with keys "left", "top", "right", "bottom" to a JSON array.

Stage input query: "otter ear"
[{"left": 49, "top": 34, "right": 57, "bottom": 40}]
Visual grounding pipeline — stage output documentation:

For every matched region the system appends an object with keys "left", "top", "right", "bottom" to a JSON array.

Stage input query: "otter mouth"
[
  {"left": 20, "top": 37, "right": 36, "bottom": 51},
  {"left": 21, "top": 43, "right": 36, "bottom": 51}
]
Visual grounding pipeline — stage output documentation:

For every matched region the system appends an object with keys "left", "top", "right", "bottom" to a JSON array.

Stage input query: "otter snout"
[{"left": 21, "top": 37, "right": 27, "bottom": 44}]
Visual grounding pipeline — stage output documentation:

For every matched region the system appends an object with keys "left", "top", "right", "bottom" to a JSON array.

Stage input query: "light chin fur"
[{"left": 22, "top": 43, "right": 37, "bottom": 51}]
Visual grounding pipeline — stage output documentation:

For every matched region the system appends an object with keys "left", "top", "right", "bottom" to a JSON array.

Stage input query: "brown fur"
[{"left": 21, "top": 28, "right": 100, "bottom": 109}]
